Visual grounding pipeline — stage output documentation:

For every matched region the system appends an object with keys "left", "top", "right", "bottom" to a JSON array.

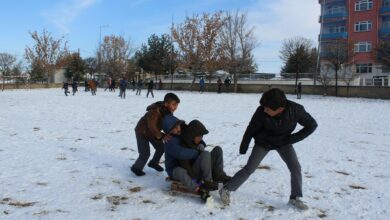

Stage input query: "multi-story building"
[{"left": 319, "top": 0, "right": 390, "bottom": 80}]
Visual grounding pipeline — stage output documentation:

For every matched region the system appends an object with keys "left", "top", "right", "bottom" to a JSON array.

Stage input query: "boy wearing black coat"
[{"left": 219, "top": 88, "right": 317, "bottom": 210}]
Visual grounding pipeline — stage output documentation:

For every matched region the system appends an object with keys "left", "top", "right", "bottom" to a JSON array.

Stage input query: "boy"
[
  {"left": 72, "top": 81, "right": 78, "bottom": 96},
  {"left": 163, "top": 117, "right": 230, "bottom": 202},
  {"left": 131, "top": 93, "right": 180, "bottom": 176},
  {"left": 62, "top": 81, "right": 70, "bottom": 96},
  {"left": 219, "top": 88, "right": 317, "bottom": 209}
]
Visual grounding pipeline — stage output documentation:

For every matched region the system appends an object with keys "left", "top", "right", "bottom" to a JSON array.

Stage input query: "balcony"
[
  {"left": 379, "top": 28, "right": 390, "bottom": 37},
  {"left": 320, "top": 32, "right": 348, "bottom": 39},
  {"left": 319, "top": 12, "right": 348, "bottom": 22},
  {"left": 380, "top": 7, "right": 390, "bottom": 14}
]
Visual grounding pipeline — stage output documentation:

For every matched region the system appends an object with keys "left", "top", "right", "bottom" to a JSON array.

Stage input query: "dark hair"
[
  {"left": 260, "top": 88, "right": 287, "bottom": 110},
  {"left": 164, "top": 93, "right": 180, "bottom": 103}
]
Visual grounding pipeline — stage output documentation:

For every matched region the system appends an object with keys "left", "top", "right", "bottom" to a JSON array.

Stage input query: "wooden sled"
[{"left": 165, "top": 177, "right": 198, "bottom": 195}]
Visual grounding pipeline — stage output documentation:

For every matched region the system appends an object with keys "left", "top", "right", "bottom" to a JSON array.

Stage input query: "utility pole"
[{"left": 170, "top": 16, "right": 174, "bottom": 90}]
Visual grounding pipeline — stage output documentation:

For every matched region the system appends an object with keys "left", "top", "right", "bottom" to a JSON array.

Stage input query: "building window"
[
  {"left": 325, "top": 26, "right": 346, "bottom": 33},
  {"left": 356, "top": 63, "right": 373, "bottom": 73},
  {"left": 354, "top": 42, "right": 372, "bottom": 52},
  {"left": 325, "top": 6, "right": 346, "bottom": 14},
  {"left": 384, "top": 20, "right": 390, "bottom": 29},
  {"left": 354, "top": 21, "right": 372, "bottom": 32},
  {"left": 355, "top": 0, "right": 373, "bottom": 11}
]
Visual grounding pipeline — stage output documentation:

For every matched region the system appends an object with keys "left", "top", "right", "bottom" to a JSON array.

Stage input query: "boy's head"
[
  {"left": 260, "top": 88, "right": 287, "bottom": 117},
  {"left": 164, "top": 93, "right": 180, "bottom": 113},
  {"left": 182, "top": 120, "right": 209, "bottom": 147},
  {"left": 163, "top": 115, "right": 184, "bottom": 136}
]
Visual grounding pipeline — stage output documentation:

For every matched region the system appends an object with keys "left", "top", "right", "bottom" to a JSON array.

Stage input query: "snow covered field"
[{"left": 0, "top": 88, "right": 389, "bottom": 220}]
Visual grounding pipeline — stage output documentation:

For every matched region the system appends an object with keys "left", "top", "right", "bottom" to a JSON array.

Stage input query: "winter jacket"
[
  {"left": 119, "top": 80, "right": 127, "bottom": 90},
  {"left": 148, "top": 81, "right": 154, "bottom": 90},
  {"left": 164, "top": 135, "right": 199, "bottom": 178},
  {"left": 240, "top": 100, "right": 317, "bottom": 153},
  {"left": 181, "top": 120, "right": 209, "bottom": 149},
  {"left": 135, "top": 102, "right": 171, "bottom": 140}
]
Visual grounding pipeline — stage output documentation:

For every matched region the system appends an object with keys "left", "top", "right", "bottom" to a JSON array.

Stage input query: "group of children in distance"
[{"left": 130, "top": 88, "right": 318, "bottom": 209}]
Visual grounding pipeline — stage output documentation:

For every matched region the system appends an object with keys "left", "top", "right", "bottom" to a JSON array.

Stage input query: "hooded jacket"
[
  {"left": 135, "top": 101, "right": 171, "bottom": 140},
  {"left": 181, "top": 120, "right": 208, "bottom": 149},
  {"left": 240, "top": 100, "right": 317, "bottom": 152}
]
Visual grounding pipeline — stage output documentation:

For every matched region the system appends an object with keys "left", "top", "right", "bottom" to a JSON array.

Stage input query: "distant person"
[
  {"left": 119, "top": 77, "right": 127, "bottom": 99},
  {"left": 136, "top": 79, "right": 143, "bottom": 96},
  {"left": 88, "top": 79, "right": 97, "bottom": 96},
  {"left": 297, "top": 82, "right": 302, "bottom": 99},
  {"left": 72, "top": 81, "right": 78, "bottom": 96},
  {"left": 217, "top": 77, "right": 222, "bottom": 94},
  {"left": 62, "top": 81, "right": 70, "bottom": 96},
  {"left": 224, "top": 77, "right": 231, "bottom": 93},
  {"left": 104, "top": 77, "right": 112, "bottom": 92},
  {"left": 199, "top": 77, "right": 205, "bottom": 93},
  {"left": 110, "top": 79, "right": 116, "bottom": 92},
  {"left": 158, "top": 79, "right": 163, "bottom": 90},
  {"left": 84, "top": 80, "right": 89, "bottom": 92},
  {"left": 147, "top": 80, "right": 155, "bottom": 98},
  {"left": 131, "top": 79, "right": 136, "bottom": 91}
]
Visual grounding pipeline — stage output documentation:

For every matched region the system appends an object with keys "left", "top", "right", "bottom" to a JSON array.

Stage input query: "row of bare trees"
[{"left": 172, "top": 11, "right": 258, "bottom": 92}]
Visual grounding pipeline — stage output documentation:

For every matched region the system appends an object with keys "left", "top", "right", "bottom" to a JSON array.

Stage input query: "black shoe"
[
  {"left": 214, "top": 174, "right": 232, "bottom": 184},
  {"left": 197, "top": 186, "right": 210, "bottom": 203},
  {"left": 203, "top": 181, "right": 219, "bottom": 191},
  {"left": 131, "top": 166, "right": 145, "bottom": 176},
  {"left": 147, "top": 163, "right": 164, "bottom": 172}
]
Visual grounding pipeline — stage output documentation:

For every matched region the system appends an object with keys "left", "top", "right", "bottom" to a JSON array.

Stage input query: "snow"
[{"left": 0, "top": 88, "right": 389, "bottom": 220}]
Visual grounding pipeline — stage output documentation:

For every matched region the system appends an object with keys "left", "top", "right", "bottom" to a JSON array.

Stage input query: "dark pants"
[
  {"left": 146, "top": 89, "right": 154, "bottom": 98},
  {"left": 132, "top": 134, "right": 164, "bottom": 171},
  {"left": 120, "top": 88, "right": 126, "bottom": 99},
  {"left": 172, "top": 146, "right": 226, "bottom": 191},
  {"left": 225, "top": 145, "right": 302, "bottom": 197}
]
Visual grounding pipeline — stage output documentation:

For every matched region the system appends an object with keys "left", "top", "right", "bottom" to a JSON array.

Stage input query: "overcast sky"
[{"left": 0, "top": 0, "right": 321, "bottom": 73}]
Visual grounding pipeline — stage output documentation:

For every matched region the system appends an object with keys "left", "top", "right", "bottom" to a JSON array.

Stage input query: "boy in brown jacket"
[{"left": 131, "top": 93, "right": 180, "bottom": 176}]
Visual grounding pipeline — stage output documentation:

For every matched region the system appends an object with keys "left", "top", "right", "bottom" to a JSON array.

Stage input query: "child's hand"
[
  {"left": 162, "top": 134, "right": 172, "bottom": 144},
  {"left": 197, "top": 144, "right": 205, "bottom": 151}
]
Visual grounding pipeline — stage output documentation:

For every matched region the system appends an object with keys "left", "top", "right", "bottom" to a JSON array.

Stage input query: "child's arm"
[
  {"left": 146, "top": 110, "right": 163, "bottom": 140},
  {"left": 165, "top": 138, "right": 199, "bottom": 160},
  {"left": 287, "top": 106, "right": 318, "bottom": 145}
]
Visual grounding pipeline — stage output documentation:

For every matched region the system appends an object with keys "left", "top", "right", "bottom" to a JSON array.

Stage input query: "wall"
[{"left": 160, "top": 82, "right": 390, "bottom": 99}]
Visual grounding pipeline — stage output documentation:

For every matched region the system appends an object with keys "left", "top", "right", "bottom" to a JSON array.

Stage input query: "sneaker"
[
  {"left": 289, "top": 198, "right": 309, "bottom": 210},
  {"left": 130, "top": 166, "right": 145, "bottom": 176},
  {"left": 214, "top": 174, "right": 232, "bottom": 185},
  {"left": 219, "top": 186, "right": 231, "bottom": 206},
  {"left": 197, "top": 186, "right": 210, "bottom": 203},
  {"left": 147, "top": 163, "right": 164, "bottom": 172}
]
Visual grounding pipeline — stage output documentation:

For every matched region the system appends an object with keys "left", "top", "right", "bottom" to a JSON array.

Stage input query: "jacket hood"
[
  {"left": 163, "top": 114, "right": 184, "bottom": 134},
  {"left": 181, "top": 120, "right": 209, "bottom": 148}
]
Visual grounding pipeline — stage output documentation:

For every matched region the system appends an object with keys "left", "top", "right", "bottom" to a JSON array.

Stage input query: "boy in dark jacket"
[
  {"left": 72, "top": 81, "right": 78, "bottom": 96},
  {"left": 130, "top": 93, "right": 180, "bottom": 176},
  {"left": 62, "top": 82, "right": 70, "bottom": 96},
  {"left": 219, "top": 88, "right": 317, "bottom": 209}
]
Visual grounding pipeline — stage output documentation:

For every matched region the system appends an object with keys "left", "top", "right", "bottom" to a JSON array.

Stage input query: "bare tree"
[
  {"left": 172, "top": 12, "right": 224, "bottom": 88},
  {"left": 318, "top": 64, "right": 333, "bottom": 95},
  {"left": 220, "top": 10, "right": 258, "bottom": 93},
  {"left": 340, "top": 64, "right": 358, "bottom": 96},
  {"left": 84, "top": 57, "right": 98, "bottom": 77},
  {"left": 0, "top": 53, "right": 17, "bottom": 91},
  {"left": 320, "top": 39, "right": 354, "bottom": 96},
  {"left": 100, "top": 35, "right": 135, "bottom": 79},
  {"left": 280, "top": 37, "right": 314, "bottom": 91},
  {"left": 25, "top": 29, "right": 68, "bottom": 84},
  {"left": 377, "top": 40, "right": 390, "bottom": 71}
]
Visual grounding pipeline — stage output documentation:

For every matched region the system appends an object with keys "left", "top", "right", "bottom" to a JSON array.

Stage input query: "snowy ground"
[{"left": 0, "top": 88, "right": 389, "bottom": 220}]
